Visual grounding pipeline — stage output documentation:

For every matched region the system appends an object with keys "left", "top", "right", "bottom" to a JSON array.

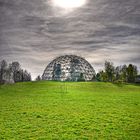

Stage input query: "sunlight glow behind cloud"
[{"left": 52, "top": 0, "right": 86, "bottom": 9}]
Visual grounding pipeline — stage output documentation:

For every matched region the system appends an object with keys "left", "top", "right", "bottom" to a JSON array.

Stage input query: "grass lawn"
[{"left": 0, "top": 81, "right": 140, "bottom": 139}]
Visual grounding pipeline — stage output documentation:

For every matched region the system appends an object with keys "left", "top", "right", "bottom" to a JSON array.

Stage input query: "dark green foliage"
[
  {"left": 127, "top": 64, "right": 138, "bottom": 83},
  {"left": 135, "top": 75, "right": 140, "bottom": 83},
  {"left": 120, "top": 65, "right": 128, "bottom": 82},
  {"left": 97, "top": 61, "right": 139, "bottom": 83},
  {"left": 97, "top": 70, "right": 107, "bottom": 82},
  {"left": 96, "top": 73, "right": 101, "bottom": 81},
  {"left": 105, "top": 61, "right": 115, "bottom": 82}
]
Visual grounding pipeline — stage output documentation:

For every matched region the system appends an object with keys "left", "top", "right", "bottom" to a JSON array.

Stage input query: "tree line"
[
  {"left": 35, "top": 61, "right": 140, "bottom": 83},
  {"left": 0, "top": 60, "right": 31, "bottom": 84},
  {"left": 96, "top": 61, "right": 140, "bottom": 83},
  {"left": 0, "top": 59, "right": 139, "bottom": 84}
]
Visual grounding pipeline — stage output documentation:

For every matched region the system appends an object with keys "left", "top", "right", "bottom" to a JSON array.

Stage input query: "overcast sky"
[{"left": 0, "top": 0, "right": 140, "bottom": 79}]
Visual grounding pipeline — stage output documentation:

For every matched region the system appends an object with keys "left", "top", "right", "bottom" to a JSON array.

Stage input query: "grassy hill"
[{"left": 0, "top": 81, "right": 140, "bottom": 139}]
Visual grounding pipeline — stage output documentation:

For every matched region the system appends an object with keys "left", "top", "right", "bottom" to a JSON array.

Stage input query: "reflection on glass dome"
[{"left": 42, "top": 55, "right": 96, "bottom": 81}]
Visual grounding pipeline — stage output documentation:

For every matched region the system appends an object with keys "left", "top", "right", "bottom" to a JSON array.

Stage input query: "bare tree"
[
  {"left": 0, "top": 60, "right": 8, "bottom": 83},
  {"left": 22, "top": 70, "right": 32, "bottom": 82}
]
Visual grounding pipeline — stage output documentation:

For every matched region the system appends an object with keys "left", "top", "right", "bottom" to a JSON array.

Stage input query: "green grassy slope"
[{"left": 0, "top": 81, "right": 140, "bottom": 140}]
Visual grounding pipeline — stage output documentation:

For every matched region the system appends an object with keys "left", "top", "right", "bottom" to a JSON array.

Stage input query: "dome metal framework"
[{"left": 42, "top": 55, "right": 96, "bottom": 81}]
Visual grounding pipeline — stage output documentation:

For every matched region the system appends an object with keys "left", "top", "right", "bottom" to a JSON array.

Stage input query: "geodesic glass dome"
[{"left": 42, "top": 55, "right": 96, "bottom": 81}]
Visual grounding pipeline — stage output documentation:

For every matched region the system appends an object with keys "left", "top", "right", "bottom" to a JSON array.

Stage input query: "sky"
[{"left": 0, "top": 0, "right": 140, "bottom": 79}]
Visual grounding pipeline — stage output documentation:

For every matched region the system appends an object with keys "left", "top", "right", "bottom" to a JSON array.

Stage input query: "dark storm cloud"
[{"left": 0, "top": 0, "right": 140, "bottom": 79}]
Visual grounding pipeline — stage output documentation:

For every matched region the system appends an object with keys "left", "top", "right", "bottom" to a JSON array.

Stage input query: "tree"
[
  {"left": 22, "top": 70, "right": 31, "bottom": 82},
  {"left": 115, "top": 66, "right": 121, "bottom": 81},
  {"left": 35, "top": 75, "right": 42, "bottom": 81},
  {"left": 10, "top": 62, "right": 21, "bottom": 82},
  {"left": 104, "top": 61, "right": 115, "bottom": 82},
  {"left": 0, "top": 60, "right": 32, "bottom": 84},
  {"left": 120, "top": 65, "right": 127, "bottom": 82},
  {"left": 135, "top": 75, "right": 140, "bottom": 83},
  {"left": 9, "top": 62, "right": 31, "bottom": 82},
  {"left": 96, "top": 73, "right": 101, "bottom": 81},
  {"left": 0, "top": 60, "right": 8, "bottom": 83},
  {"left": 98, "top": 70, "right": 108, "bottom": 82},
  {"left": 0, "top": 60, "right": 15, "bottom": 84},
  {"left": 11, "top": 62, "right": 20, "bottom": 72},
  {"left": 0, "top": 60, "right": 8, "bottom": 69},
  {"left": 127, "top": 64, "right": 138, "bottom": 83}
]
